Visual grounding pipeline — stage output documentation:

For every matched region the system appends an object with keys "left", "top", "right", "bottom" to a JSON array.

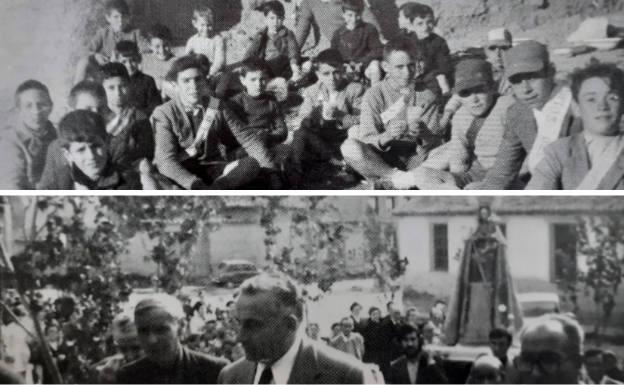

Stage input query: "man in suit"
[
  {"left": 471, "top": 41, "right": 582, "bottom": 190},
  {"left": 515, "top": 313, "right": 586, "bottom": 384},
  {"left": 387, "top": 324, "right": 447, "bottom": 384},
  {"left": 151, "top": 55, "right": 260, "bottom": 190},
  {"left": 527, "top": 61, "right": 624, "bottom": 190},
  {"left": 378, "top": 301, "right": 404, "bottom": 378},
  {"left": 218, "top": 273, "right": 372, "bottom": 384},
  {"left": 116, "top": 296, "right": 229, "bottom": 384}
]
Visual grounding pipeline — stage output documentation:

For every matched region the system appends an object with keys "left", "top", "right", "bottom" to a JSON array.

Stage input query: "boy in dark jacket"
[
  {"left": 398, "top": 2, "right": 453, "bottom": 96},
  {"left": 244, "top": 1, "right": 301, "bottom": 81},
  {"left": 331, "top": 0, "right": 383, "bottom": 84}
]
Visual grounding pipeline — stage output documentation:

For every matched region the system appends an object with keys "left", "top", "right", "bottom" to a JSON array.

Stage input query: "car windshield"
[{"left": 522, "top": 301, "right": 559, "bottom": 317}]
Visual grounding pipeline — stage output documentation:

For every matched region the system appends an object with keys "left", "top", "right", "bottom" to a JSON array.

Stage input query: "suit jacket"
[
  {"left": 387, "top": 354, "right": 448, "bottom": 384},
  {"left": 527, "top": 133, "right": 624, "bottom": 190},
  {"left": 116, "top": 346, "right": 228, "bottom": 384},
  {"left": 477, "top": 93, "right": 582, "bottom": 190},
  {"left": 379, "top": 317, "right": 403, "bottom": 363},
  {"left": 151, "top": 96, "right": 240, "bottom": 189},
  {"left": 217, "top": 339, "right": 366, "bottom": 384}
]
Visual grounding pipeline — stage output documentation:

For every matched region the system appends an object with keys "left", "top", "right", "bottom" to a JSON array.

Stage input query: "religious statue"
[{"left": 444, "top": 205, "right": 523, "bottom": 345}]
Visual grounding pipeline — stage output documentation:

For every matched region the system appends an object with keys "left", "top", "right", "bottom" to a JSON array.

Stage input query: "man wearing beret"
[{"left": 116, "top": 296, "right": 229, "bottom": 384}]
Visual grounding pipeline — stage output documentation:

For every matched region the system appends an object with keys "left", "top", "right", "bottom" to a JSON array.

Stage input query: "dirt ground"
[{"left": 2, "top": 0, "right": 624, "bottom": 118}]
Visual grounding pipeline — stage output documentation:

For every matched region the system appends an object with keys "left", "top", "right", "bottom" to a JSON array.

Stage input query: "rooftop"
[{"left": 394, "top": 196, "right": 624, "bottom": 216}]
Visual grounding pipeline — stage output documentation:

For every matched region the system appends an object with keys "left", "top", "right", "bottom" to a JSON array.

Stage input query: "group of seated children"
[{"left": 2, "top": 0, "right": 624, "bottom": 190}]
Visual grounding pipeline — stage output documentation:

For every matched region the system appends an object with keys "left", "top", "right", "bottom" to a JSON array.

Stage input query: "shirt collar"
[
  {"left": 255, "top": 333, "right": 302, "bottom": 384},
  {"left": 267, "top": 26, "right": 288, "bottom": 38}
]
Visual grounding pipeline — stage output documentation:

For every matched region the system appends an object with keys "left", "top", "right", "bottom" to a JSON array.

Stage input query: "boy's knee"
[{"left": 341, "top": 138, "right": 366, "bottom": 162}]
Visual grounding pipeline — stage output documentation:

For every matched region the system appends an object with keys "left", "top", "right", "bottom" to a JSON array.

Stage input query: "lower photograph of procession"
[{"left": 2, "top": 195, "right": 624, "bottom": 385}]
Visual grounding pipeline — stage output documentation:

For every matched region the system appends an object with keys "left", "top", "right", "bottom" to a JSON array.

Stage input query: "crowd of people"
[
  {"left": 0, "top": 288, "right": 243, "bottom": 384},
  {"left": 2, "top": 0, "right": 623, "bottom": 190},
  {"left": 3, "top": 273, "right": 624, "bottom": 384}
]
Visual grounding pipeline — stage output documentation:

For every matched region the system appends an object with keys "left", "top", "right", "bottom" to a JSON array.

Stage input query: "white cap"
[{"left": 487, "top": 28, "right": 513, "bottom": 47}]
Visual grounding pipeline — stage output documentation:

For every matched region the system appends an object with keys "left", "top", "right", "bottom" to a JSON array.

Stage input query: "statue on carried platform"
[{"left": 444, "top": 204, "right": 523, "bottom": 345}]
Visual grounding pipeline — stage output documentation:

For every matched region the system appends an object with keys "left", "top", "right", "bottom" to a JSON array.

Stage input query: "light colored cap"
[
  {"left": 134, "top": 294, "right": 185, "bottom": 320},
  {"left": 487, "top": 28, "right": 513, "bottom": 47}
]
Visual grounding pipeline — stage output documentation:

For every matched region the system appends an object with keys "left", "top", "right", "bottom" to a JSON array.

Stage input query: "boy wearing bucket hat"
[
  {"left": 471, "top": 41, "right": 582, "bottom": 190},
  {"left": 414, "top": 58, "right": 514, "bottom": 189}
]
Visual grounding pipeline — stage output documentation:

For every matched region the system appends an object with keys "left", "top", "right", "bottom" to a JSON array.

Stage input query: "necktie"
[
  {"left": 258, "top": 367, "right": 273, "bottom": 384},
  {"left": 192, "top": 107, "right": 204, "bottom": 134}
]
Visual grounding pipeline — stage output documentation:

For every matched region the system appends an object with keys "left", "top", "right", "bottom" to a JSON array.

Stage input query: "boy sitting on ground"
[
  {"left": 56, "top": 110, "right": 142, "bottom": 190},
  {"left": 142, "top": 24, "right": 177, "bottom": 99},
  {"left": 74, "top": 0, "right": 142, "bottom": 83},
  {"left": 527, "top": 61, "right": 624, "bottom": 190},
  {"left": 398, "top": 2, "right": 453, "bottom": 97},
  {"left": 413, "top": 59, "right": 515, "bottom": 190},
  {"left": 244, "top": 1, "right": 302, "bottom": 82},
  {"left": 290, "top": 49, "right": 366, "bottom": 187},
  {"left": 185, "top": 6, "right": 226, "bottom": 78},
  {"left": 39, "top": 81, "right": 108, "bottom": 189},
  {"left": 341, "top": 38, "right": 442, "bottom": 190},
  {"left": 224, "top": 58, "right": 289, "bottom": 188},
  {"left": 39, "top": 66, "right": 154, "bottom": 189},
  {"left": 114, "top": 40, "right": 162, "bottom": 115},
  {"left": 330, "top": 0, "right": 383, "bottom": 85},
  {"left": 0, "top": 80, "right": 56, "bottom": 189}
]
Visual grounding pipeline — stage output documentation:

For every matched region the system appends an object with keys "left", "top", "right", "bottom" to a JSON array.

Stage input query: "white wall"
[{"left": 504, "top": 216, "right": 551, "bottom": 281}]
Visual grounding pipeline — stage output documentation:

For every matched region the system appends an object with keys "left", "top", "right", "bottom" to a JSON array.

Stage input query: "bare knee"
[{"left": 341, "top": 138, "right": 367, "bottom": 162}]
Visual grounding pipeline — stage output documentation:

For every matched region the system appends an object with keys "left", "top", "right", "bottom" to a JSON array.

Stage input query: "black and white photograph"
[
  {"left": 1, "top": 195, "right": 624, "bottom": 384},
  {"left": 1, "top": 0, "right": 624, "bottom": 190}
]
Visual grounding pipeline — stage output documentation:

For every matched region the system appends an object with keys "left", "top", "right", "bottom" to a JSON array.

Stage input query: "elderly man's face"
[
  {"left": 517, "top": 321, "right": 580, "bottom": 384},
  {"left": 235, "top": 291, "right": 297, "bottom": 364},
  {"left": 135, "top": 308, "right": 179, "bottom": 366}
]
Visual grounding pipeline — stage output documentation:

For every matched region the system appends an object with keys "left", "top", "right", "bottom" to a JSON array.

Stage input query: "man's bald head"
[
  {"left": 518, "top": 314, "right": 584, "bottom": 384},
  {"left": 468, "top": 354, "right": 504, "bottom": 384},
  {"left": 520, "top": 313, "right": 584, "bottom": 355}
]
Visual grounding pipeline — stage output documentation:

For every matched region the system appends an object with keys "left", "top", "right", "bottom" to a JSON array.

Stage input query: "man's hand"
[
  {"left": 94, "top": 53, "right": 110, "bottom": 65},
  {"left": 380, "top": 120, "right": 407, "bottom": 146},
  {"left": 386, "top": 120, "right": 408, "bottom": 140},
  {"left": 413, "top": 168, "right": 460, "bottom": 190},
  {"left": 191, "top": 180, "right": 210, "bottom": 190}
]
